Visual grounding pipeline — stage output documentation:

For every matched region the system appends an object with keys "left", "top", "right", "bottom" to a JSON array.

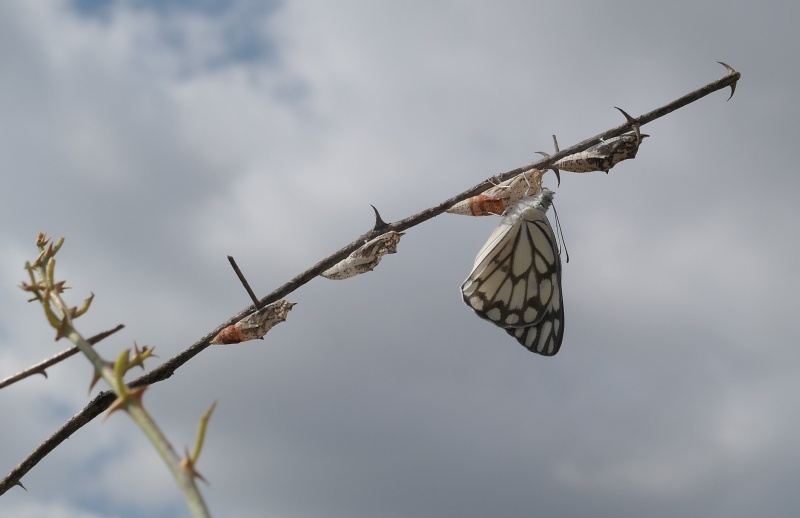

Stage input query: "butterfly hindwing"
[{"left": 505, "top": 272, "right": 563, "bottom": 356}]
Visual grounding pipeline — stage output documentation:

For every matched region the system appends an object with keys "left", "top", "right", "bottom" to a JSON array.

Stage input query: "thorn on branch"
[
  {"left": 104, "top": 385, "right": 148, "bottom": 420},
  {"left": 88, "top": 360, "right": 115, "bottom": 394},
  {"left": 718, "top": 61, "right": 738, "bottom": 101},
  {"left": 371, "top": 205, "right": 388, "bottom": 230},
  {"left": 614, "top": 106, "right": 645, "bottom": 146},
  {"left": 536, "top": 135, "right": 561, "bottom": 186},
  {"left": 54, "top": 316, "right": 70, "bottom": 341},
  {"left": 180, "top": 447, "right": 209, "bottom": 485}
]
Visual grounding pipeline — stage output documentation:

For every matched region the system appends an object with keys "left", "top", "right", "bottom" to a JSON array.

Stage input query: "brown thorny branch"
[
  {"left": 0, "top": 325, "right": 124, "bottom": 390},
  {"left": 0, "top": 63, "right": 740, "bottom": 495}
]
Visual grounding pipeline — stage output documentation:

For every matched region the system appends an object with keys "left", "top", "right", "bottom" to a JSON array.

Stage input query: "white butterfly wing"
[
  {"left": 461, "top": 189, "right": 564, "bottom": 355},
  {"left": 505, "top": 279, "right": 563, "bottom": 356}
]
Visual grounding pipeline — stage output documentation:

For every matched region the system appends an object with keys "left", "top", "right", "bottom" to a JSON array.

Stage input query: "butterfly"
[{"left": 460, "top": 188, "right": 564, "bottom": 356}]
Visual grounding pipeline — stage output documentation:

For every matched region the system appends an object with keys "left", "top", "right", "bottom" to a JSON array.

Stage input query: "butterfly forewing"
[{"left": 461, "top": 189, "right": 563, "bottom": 355}]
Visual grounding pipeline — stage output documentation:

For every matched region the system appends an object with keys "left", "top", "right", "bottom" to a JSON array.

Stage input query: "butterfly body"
[{"left": 461, "top": 189, "right": 563, "bottom": 356}]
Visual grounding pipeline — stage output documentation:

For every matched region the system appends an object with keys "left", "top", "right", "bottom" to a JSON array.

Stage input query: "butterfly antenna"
[{"left": 551, "top": 203, "right": 569, "bottom": 264}]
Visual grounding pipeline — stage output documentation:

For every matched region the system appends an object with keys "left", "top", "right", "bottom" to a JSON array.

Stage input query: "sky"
[{"left": 1, "top": 1, "right": 799, "bottom": 517}]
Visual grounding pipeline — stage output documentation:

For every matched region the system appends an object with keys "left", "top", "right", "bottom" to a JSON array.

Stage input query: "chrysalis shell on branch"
[
  {"left": 321, "top": 231, "right": 403, "bottom": 280},
  {"left": 447, "top": 168, "right": 544, "bottom": 217},
  {"left": 211, "top": 299, "right": 295, "bottom": 345},
  {"left": 550, "top": 132, "right": 648, "bottom": 173}
]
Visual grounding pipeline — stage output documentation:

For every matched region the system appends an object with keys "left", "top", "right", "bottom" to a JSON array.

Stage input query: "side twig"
[
  {"left": 0, "top": 325, "right": 125, "bottom": 390},
  {"left": 226, "top": 256, "right": 262, "bottom": 309}
]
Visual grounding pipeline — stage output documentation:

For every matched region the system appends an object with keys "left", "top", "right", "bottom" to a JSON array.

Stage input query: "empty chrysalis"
[
  {"left": 211, "top": 300, "right": 295, "bottom": 345},
  {"left": 321, "top": 231, "right": 403, "bottom": 280},
  {"left": 447, "top": 168, "right": 545, "bottom": 217}
]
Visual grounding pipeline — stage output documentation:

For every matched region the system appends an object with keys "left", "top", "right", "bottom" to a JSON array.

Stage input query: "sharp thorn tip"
[
  {"left": 615, "top": 106, "right": 643, "bottom": 144},
  {"left": 552, "top": 168, "right": 561, "bottom": 186},
  {"left": 717, "top": 61, "right": 736, "bottom": 75},
  {"left": 727, "top": 82, "right": 737, "bottom": 101},
  {"left": 370, "top": 205, "right": 387, "bottom": 228},
  {"left": 614, "top": 106, "right": 636, "bottom": 124},
  {"left": 717, "top": 62, "right": 738, "bottom": 101}
]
